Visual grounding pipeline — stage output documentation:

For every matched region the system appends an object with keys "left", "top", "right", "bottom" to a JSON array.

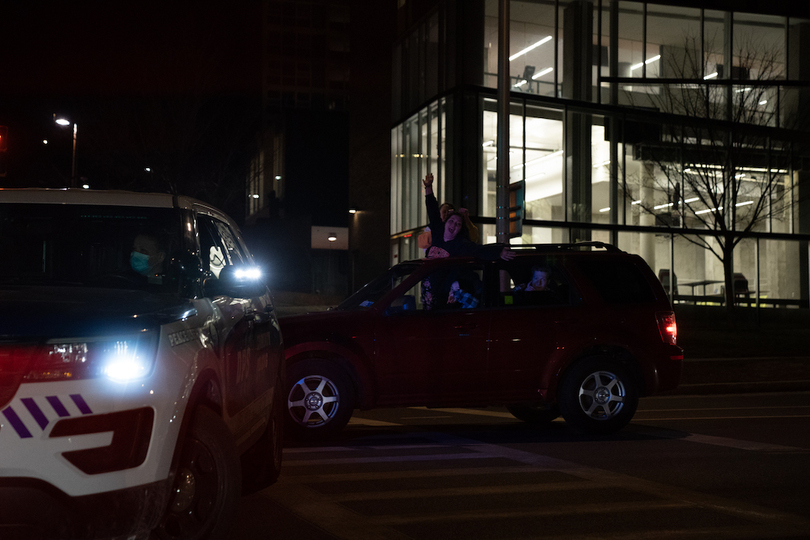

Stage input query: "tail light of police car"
[
  {"left": 23, "top": 333, "right": 157, "bottom": 383},
  {"left": 656, "top": 311, "right": 678, "bottom": 346}
]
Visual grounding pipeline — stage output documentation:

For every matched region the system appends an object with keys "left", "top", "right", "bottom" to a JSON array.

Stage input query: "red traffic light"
[{"left": 0, "top": 125, "right": 7, "bottom": 151}]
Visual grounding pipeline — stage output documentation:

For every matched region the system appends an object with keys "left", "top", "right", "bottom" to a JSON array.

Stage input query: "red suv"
[{"left": 280, "top": 242, "right": 682, "bottom": 439}]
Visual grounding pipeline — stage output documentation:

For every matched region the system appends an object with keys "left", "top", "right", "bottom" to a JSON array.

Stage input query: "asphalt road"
[{"left": 229, "top": 391, "right": 810, "bottom": 540}]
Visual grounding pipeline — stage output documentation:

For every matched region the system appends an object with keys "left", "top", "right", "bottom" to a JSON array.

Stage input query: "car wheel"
[
  {"left": 558, "top": 357, "right": 638, "bottom": 434},
  {"left": 240, "top": 384, "right": 284, "bottom": 495},
  {"left": 286, "top": 359, "right": 354, "bottom": 440},
  {"left": 153, "top": 406, "right": 241, "bottom": 540},
  {"left": 506, "top": 404, "right": 560, "bottom": 424}
]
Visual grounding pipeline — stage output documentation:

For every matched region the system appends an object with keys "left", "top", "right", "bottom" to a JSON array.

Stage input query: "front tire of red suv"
[
  {"left": 559, "top": 357, "right": 638, "bottom": 435},
  {"left": 286, "top": 359, "right": 355, "bottom": 440}
]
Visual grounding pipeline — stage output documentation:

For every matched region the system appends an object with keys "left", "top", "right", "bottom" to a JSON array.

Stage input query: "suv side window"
[
  {"left": 197, "top": 215, "right": 247, "bottom": 278},
  {"left": 577, "top": 259, "right": 656, "bottom": 304},
  {"left": 395, "top": 264, "right": 484, "bottom": 312},
  {"left": 496, "top": 259, "right": 573, "bottom": 307}
]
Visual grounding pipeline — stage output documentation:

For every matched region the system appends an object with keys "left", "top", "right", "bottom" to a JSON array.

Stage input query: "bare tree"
[{"left": 624, "top": 32, "right": 809, "bottom": 309}]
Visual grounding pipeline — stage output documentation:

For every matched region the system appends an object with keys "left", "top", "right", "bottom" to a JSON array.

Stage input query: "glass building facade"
[{"left": 391, "top": 0, "right": 810, "bottom": 308}]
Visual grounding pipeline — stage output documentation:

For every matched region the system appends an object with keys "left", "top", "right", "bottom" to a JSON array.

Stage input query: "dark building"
[{"left": 245, "top": 0, "right": 354, "bottom": 295}]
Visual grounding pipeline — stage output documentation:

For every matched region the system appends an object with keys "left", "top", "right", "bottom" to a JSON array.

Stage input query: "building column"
[
  {"left": 639, "top": 162, "right": 656, "bottom": 268},
  {"left": 562, "top": 1, "right": 593, "bottom": 241}
]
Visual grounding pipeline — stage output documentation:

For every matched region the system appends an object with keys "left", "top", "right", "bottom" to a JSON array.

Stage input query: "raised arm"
[{"left": 423, "top": 173, "right": 443, "bottom": 232}]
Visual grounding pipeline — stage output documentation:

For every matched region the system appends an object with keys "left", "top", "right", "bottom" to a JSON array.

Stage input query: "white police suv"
[{"left": 0, "top": 189, "right": 284, "bottom": 540}]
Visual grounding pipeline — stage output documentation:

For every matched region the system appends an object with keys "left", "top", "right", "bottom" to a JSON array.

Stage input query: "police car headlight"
[
  {"left": 100, "top": 338, "right": 156, "bottom": 383},
  {"left": 25, "top": 333, "right": 158, "bottom": 383},
  {"left": 234, "top": 266, "right": 262, "bottom": 281}
]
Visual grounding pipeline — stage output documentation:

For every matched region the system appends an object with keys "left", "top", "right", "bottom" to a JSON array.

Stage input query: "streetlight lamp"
[{"left": 54, "top": 116, "right": 78, "bottom": 188}]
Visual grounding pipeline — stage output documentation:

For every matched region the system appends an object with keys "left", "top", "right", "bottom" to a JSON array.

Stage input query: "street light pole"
[
  {"left": 54, "top": 116, "right": 78, "bottom": 188},
  {"left": 70, "top": 122, "right": 77, "bottom": 188}
]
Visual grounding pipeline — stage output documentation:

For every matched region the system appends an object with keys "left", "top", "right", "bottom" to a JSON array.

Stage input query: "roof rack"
[{"left": 508, "top": 241, "right": 622, "bottom": 253}]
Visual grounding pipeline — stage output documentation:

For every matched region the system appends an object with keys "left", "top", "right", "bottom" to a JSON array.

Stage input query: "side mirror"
[
  {"left": 204, "top": 264, "right": 268, "bottom": 298},
  {"left": 385, "top": 294, "right": 416, "bottom": 315}
]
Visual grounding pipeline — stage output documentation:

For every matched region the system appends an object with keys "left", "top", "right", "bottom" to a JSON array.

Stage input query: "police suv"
[{"left": 0, "top": 189, "right": 284, "bottom": 540}]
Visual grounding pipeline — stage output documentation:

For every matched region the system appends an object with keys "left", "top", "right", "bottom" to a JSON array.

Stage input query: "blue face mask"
[{"left": 130, "top": 251, "right": 151, "bottom": 275}]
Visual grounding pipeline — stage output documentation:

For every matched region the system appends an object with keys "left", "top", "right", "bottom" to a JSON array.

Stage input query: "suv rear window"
[{"left": 576, "top": 258, "right": 656, "bottom": 304}]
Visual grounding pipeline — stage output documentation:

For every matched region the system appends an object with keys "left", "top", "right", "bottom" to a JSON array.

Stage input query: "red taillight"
[
  {"left": 656, "top": 311, "right": 677, "bottom": 345},
  {"left": 0, "top": 345, "right": 37, "bottom": 408}
]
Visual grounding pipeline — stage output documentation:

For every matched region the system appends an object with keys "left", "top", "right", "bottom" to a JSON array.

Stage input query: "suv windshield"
[
  {"left": 0, "top": 203, "right": 183, "bottom": 292},
  {"left": 337, "top": 261, "right": 421, "bottom": 310}
]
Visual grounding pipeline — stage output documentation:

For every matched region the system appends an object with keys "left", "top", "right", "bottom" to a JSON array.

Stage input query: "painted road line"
[
  {"left": 644, "top": 430, "right": 806, "bottom": 452},
  {"left": 348, "top": 417, "right": 402, "bottom": 427}
]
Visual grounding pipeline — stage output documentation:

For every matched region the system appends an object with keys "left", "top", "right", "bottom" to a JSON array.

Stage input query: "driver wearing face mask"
[{"left": 131, "top": 233, "right": 166, "bottom": 279}]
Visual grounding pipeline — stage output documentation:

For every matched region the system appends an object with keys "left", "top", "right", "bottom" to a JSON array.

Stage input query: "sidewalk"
[
  {"left": 674, "top": 306, "right": 810, "bottom": 394},
  {"left": 273, "top": 291, "right": 342, "bottom": 317}
]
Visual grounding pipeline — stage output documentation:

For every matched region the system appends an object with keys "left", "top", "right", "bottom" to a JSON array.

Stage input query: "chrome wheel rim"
[
  {"left": 287, "top": 375, "right": 340, "bottom": 427},
  {"left": 577, "top": 370, "right": 626, "bottom": 420}
]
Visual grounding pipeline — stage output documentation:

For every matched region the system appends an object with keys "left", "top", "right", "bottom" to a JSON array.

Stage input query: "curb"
[{"left": 677, "top": 356, "right": 810, "bottom": 395}]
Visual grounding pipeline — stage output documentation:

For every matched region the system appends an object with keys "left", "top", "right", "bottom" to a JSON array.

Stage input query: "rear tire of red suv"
[
  {"left": 558, "top": 357, "right": 638, "bottom": 434},
  {"left": 286, "top": 359, "right": 355, "bottom": 440}
]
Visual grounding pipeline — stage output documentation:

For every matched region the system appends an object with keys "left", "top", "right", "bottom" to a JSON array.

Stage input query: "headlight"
[
  {"left": 22, "top": 332, "right": 158, "bottom": 383},
  {"left": 234, "top": 266, "right": 262, "bottom": 281}
]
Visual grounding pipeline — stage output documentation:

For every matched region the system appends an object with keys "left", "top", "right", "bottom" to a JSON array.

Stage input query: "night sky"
[
  {"left": 2, "top": 2, "right": 261, "bottom": 97},
  {"left": 1, "top": 1, "right": 262, "bottom": 215}
]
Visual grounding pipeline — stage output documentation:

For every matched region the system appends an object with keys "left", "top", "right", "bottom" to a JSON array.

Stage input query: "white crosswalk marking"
[{"left": 262, "top": 429, "right": 810, "bottom": 540}]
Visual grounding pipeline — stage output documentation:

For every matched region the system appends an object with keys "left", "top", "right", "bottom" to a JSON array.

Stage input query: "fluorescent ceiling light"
[
  {"left": 704, "top": 72, "right": 718, "bottom": 80},
  {"left": 695, "top": 206, "right": 722, "bottom": 215},
  {"left": 684, "top": 197, "right": 699, "bottom": 203},
  {"left": 599, "top": 207, "right": 610, "bottom": 213},
  {"left": 532, "top": 67, "right": 553, "bottom": 79},
  {"left": 654, "top": 202, "right": 674, "bottom": 210},
  {"left": 630, "top": 55, "right": 661, "bottom": 71},
  {"left": 736, "top": 200, "right": 754, "bottom": 207},
  {"left": 509, "top": 36, "right": 552, "bottom": 61}
]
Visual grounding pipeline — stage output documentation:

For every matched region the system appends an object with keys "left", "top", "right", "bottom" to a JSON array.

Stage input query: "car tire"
[
  {"left": 558, "top": 357, "right": 638, "bottom": 435},
  {"left": 506, "top": 404, "right": 560, "bottom": 424},
  {"left": 286, "top": 359, "right": 355, "bottom": 440},
  {"left": 153, "top": 405, "right": 241, "bottom": 540},
  {"left": 240, "top": 384, "right": 284, "bottom": 495}
]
